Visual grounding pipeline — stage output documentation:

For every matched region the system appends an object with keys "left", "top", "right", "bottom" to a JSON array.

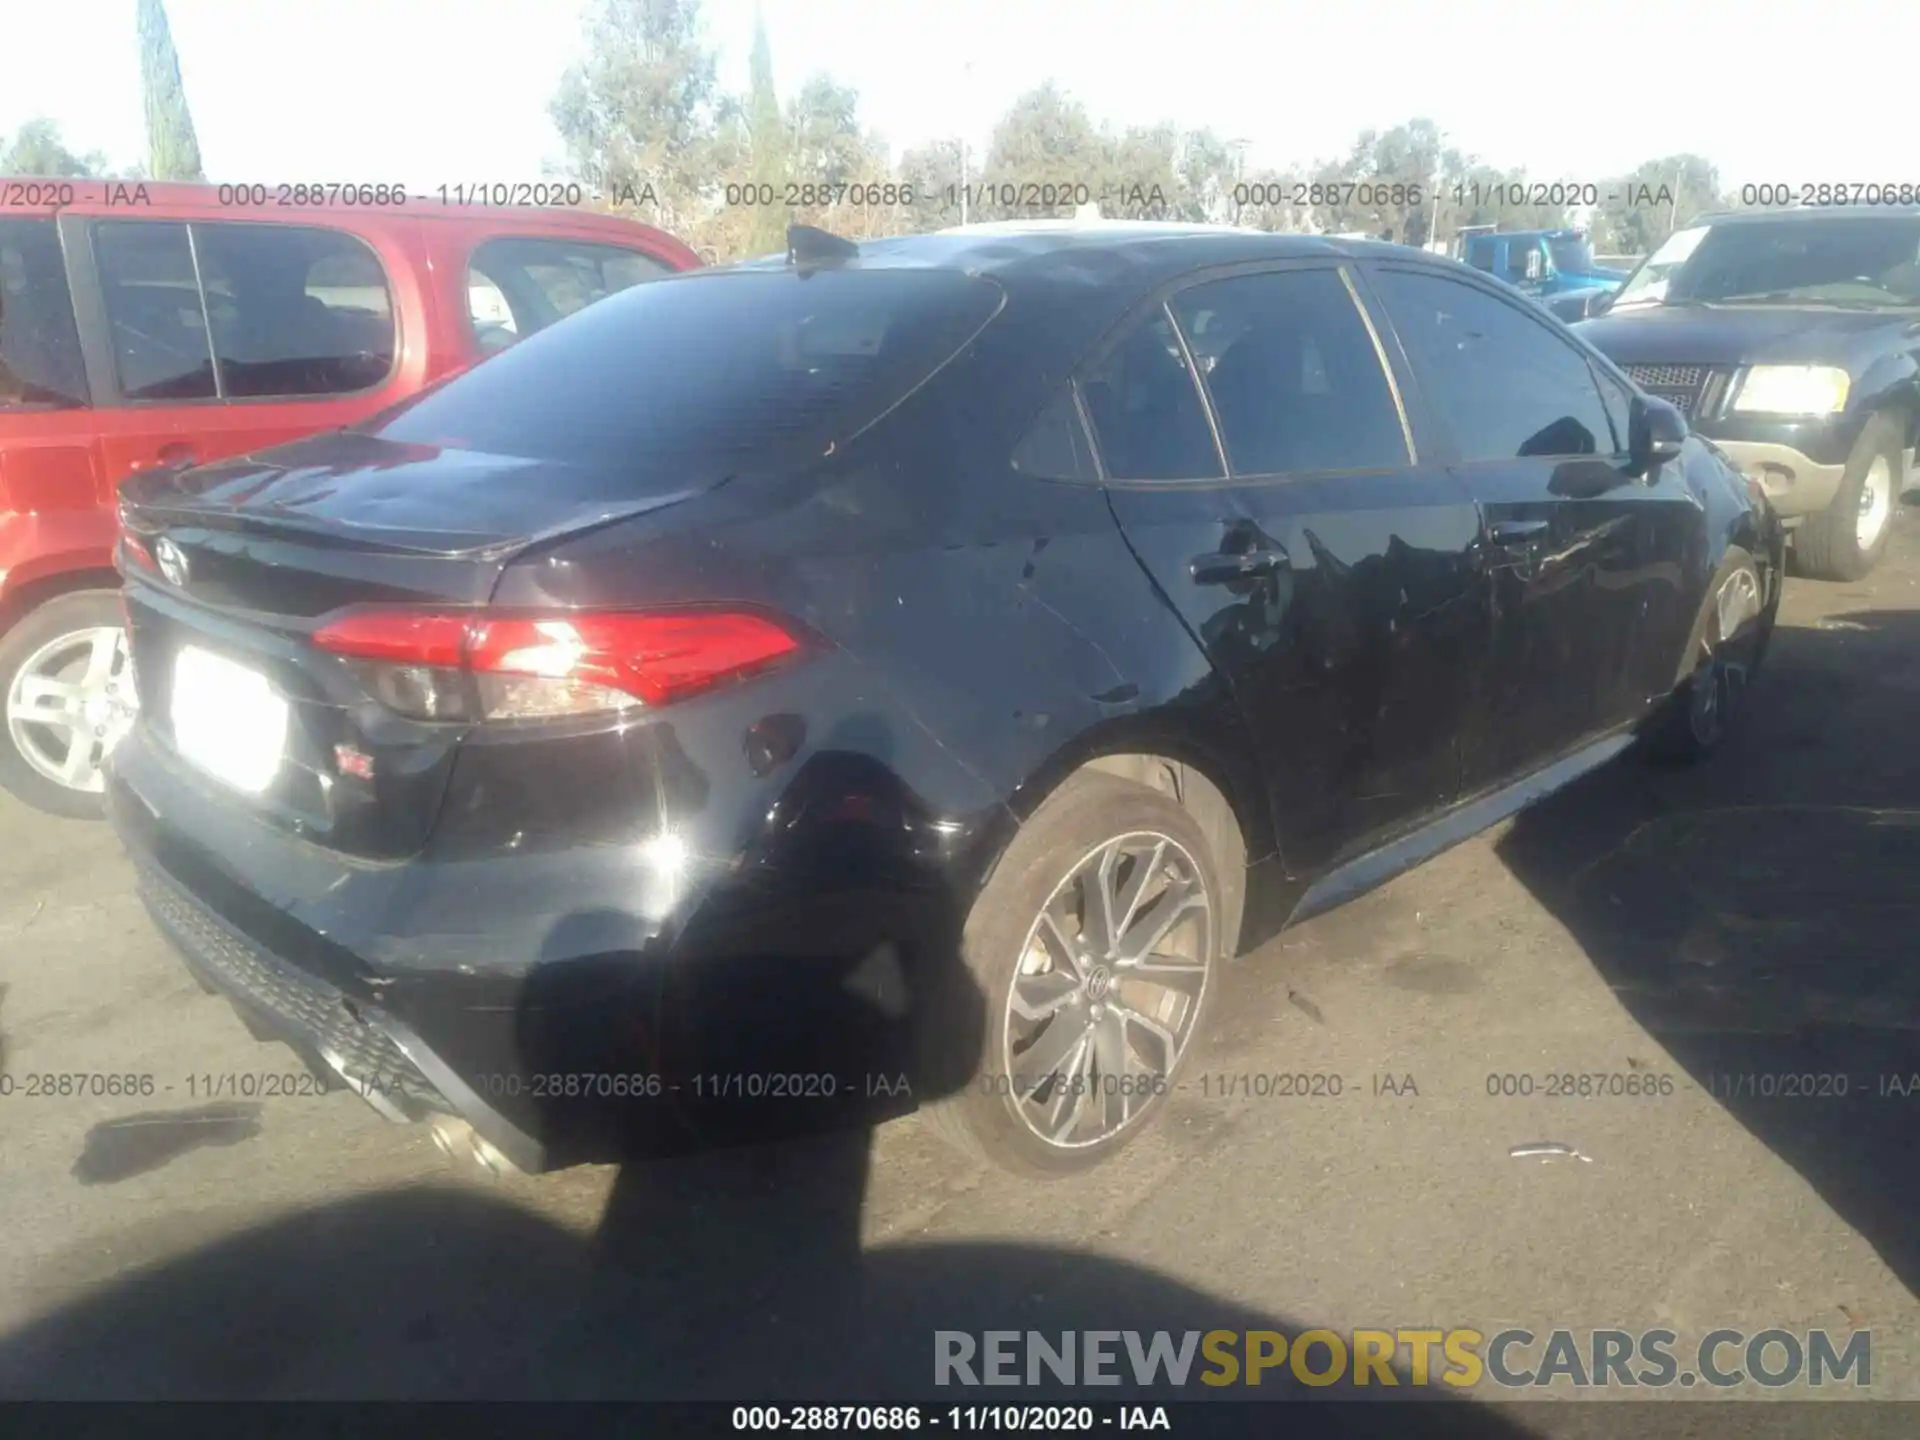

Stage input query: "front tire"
[
  {"left": 1647, "top": 547, "right": 1768, "bottom": 764},
  {"left": 928, "top": 772, "right": 1222, "bottom": 1176},
  {"left": 0, "top": 591, "right": 135, "bottom": 820},
  {"left": 1794, "top": 412, "right": 1903, "bottom": 582}
]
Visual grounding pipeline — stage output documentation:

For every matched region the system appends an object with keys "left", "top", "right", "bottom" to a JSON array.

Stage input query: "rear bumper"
[
  {"left": 131, "top": 856, "right": 550, "bottom": 1172},
  {"left": 107, "top": 711, "right": 990, "bottom": 1167}
]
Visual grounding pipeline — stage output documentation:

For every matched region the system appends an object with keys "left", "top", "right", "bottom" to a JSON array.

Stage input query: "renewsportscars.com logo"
[{"left": 934, "top": 1328, "right": 1871, "bottom": 1390}]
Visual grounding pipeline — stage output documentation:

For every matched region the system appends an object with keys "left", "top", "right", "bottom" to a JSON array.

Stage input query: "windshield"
[
  {"left": 1548, "top": 237, "right": 1597, "bottom": 275},
  {"left": 1613, "top": 217, "right": 1920, "bottom": 309},
  {"left": 371, "top": 268, "right": 1004, "bottom": 480}
]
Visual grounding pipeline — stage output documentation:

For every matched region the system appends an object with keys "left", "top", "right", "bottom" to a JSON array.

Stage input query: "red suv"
[{"left": 0, "top": 181, "right": 701, "bottom": 817}]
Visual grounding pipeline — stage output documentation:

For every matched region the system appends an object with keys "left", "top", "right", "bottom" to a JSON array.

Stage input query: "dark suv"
[
  {"left": 108, "top": 225, "right": 1780, "bottom": 1177},
  {"left": 1576, "top": 206, "right": 1920, "bottom": 580}
]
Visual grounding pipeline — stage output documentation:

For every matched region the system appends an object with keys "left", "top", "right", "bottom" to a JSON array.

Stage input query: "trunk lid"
[{"left": 118, "top": 434, "right": 723, "bottom": 860}]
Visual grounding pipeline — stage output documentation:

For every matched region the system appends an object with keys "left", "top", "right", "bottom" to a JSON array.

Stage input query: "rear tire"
[
  {"left": 1794, "top": 413, "right": 1903, "bottom": 582},
  {"left": 0, "top": 591, "right": 132, "bottom": 820},
  {"left": 927, "top": 772, "right": 1222, "bottom": 1177}
]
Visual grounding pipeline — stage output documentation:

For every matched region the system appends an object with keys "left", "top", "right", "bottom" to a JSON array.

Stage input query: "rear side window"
[
  {"left": 193, "top": 223, "right": 396, "bottom": 397},
  {"left": 0, "top": 217, "right": 88, "bottom": 409},
  {"left": 94, "top": 220, "right": 395, "bottom": 401},
  {"left": 1079, "top": 310, "right": 1222, "bottom": 481},
  {"left": 467, "top": 238, "right": 672, "bottom": 355},
  {"left": 374, "top": 268, "right": 1002, "bottom": 484},
  {"left": 95, "top": 221, "right": 217, "bottom": 401},
  {"left": 1170, "top": 269, "right": 1407, "bottom": 476}
]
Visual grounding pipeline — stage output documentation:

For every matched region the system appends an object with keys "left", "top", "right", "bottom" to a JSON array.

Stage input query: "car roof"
[
  {"left": 1692, "top": 205, "right": 1920, "bottom": 226},
  {"left": 728, "top": 223, "right": 1457, "bottom": 288}
]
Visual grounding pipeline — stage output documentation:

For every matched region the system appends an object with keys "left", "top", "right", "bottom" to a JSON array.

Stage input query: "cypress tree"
[{"left": 138, "top": 0, "right": 205, "bottom": 181}]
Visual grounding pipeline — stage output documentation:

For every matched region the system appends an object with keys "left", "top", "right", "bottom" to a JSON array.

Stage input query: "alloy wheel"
[
  {"left": 5, "top": 626, "right": 138, "bottom": 794},
  {"left": 1856, "top": 456, "right": 1893, "bottom": 551},
  {"left": 1003, "top": 831, "right": 1212, "bottom": 1150}
]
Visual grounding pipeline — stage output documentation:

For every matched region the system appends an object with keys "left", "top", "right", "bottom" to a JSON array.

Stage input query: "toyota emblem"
[{"left": 154, "top": 537, "right": 190, "bottom": 588}]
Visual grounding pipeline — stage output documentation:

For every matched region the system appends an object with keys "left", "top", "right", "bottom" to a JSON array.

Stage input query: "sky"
[{"left": 4, "top": 0, "right": 1905, "bottom": 194}]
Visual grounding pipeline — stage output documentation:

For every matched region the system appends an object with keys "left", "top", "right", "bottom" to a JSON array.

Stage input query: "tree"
[
  {"left": 897, "top": 138, "right": 964, "bottom": 233},
  {"left": 1171, "top": 129, "right": 1241, "bottom": 225},
  {"left": 137, "top": 0, "right": 205, "bottom": 181},
  {"left": 0, "top": 118, "right": 107, "bottom": 178},
  {"left": 741, "top": 7, "right": 788, "bottom": 256},
  {"left": 550, "top": 0, "right": 738, "bottom": 240},
  {"left": 785, "top": 75, "right": 895, "bottom": 235},
  {"left": 978, "top": 84, "right": 1106, "bottom": 221},
  {"left": 1591, "top": 154, "right": 1724, "bottom": 256}
]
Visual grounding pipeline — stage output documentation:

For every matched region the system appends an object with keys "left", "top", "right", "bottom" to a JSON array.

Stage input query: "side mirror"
[
  {"left": 1630, "top": 394, "right": 1688, "bottom": 474},
  {"left": 1590, "top": 289, "right": 1615, "bottom": 316}
]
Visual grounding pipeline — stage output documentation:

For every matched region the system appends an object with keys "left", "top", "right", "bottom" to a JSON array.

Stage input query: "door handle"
[
  {"left": 1189, "top": 547, "right": 1288, "bottom": 585},
  {"left": 1489, "top": 518, "right": 1550, "bottom": 546}
]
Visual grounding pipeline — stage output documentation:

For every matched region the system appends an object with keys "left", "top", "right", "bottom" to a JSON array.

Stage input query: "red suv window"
[
  {"left": 466, "top": 237, "right": 672, "bottom": 356},
  {"left": 92, "top": 219, "right": 397, "bottom": 402},
  {"left": 0, "top": 216, "right": 89, "bottom": 410}
]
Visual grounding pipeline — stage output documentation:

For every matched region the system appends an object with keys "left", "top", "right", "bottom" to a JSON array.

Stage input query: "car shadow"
[{"left": 1495, "top": 604, "right": 1920, "bottom": 1298}]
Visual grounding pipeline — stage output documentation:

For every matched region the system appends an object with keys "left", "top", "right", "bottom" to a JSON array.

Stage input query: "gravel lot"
[{"left": 1, "top": 511, "right": 1917, "bottom": 1432}]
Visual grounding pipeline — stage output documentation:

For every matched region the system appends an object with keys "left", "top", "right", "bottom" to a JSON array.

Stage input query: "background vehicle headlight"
[{"left": 1731, "top": 365, "right": 1851, "bottom": 415}]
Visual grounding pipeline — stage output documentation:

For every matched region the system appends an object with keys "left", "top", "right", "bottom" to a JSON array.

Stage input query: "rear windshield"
[{"left": 370, "top": 268, "right": 1003, "bottom": 480}]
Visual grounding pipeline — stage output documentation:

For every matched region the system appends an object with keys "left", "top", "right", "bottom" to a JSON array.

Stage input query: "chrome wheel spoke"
[
  {"left": 1048, "top": 1031, "right": 1099, "bottom": 1141},
  {"left": 1015, "top": 1013, "right": 1093, "bottom": 1100},
  {"left": 1091, "top": 1009, "right": 1136, "bottom": 1132},
  {"left": 1085, "top": 841, "right": 1126, "bottom": 954},
  {"left": 56, "top": 733, "right": 101, "bottom": 787},
  {"left": 1113, "top": 877, "right": 1203, "bottom": 967},
  {"left": 1037, "top": 897, "right": 1088, "bottom": 979},
  {"left": 1108, "top": 839, "right": 1164, "bottom": 945},
  {"left": 8, "top": 674, "right": 85, "bottom": 728},
  {"left": 1113, "top": 1002, "right": 1181, "bottom": 1070},
  {"left": 1009, "top": 967, "right": 1081, "bottom": 1022},
  {"left": 1123, "top": 955, "right": 1208, "bottom": 998},
  {"left": 81, "top": 629, "right": 120, "bottom": 688}
]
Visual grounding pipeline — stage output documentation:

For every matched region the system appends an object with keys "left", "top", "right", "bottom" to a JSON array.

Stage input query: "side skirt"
[{"left": 1284, "top": 730, "right": 1638, "bottom": 930}]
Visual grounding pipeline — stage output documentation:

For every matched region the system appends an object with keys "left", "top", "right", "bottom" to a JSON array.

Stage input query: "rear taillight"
[{"left": 312, "top": 609, "right": 801, "bottom": 722}]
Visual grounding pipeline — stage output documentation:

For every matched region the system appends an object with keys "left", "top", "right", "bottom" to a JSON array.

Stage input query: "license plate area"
[{"left": 170, "top": 645, "right": 289, "bottom": 795}]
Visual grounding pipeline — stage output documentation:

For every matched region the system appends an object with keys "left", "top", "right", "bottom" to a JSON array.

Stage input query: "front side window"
[
  {"left": 94, "top": 221, "right": 217, "bottom": 401},
  {"left": 1590, "top": 362, "right": 1635, "bottom": 455},
  {"left": 1372, "top": 268, "right": 1613, "bottom": 463},
  {"left": 467, "top": 238, "right": 672, "bottom": 355},
  {"left": 1079, "top": 310, "right": 1222, "bottom": 482},
  {"left": 0, "top": 217, "right": 88, "bottom": 409},
  {"left": 1170, "top": 268, "right": 1407, "bottom": 476}
]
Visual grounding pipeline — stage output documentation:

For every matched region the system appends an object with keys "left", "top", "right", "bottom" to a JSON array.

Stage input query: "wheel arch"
[
  {"left": 971, "top": 711, "right": 1279, "bottom": 963},
  {"left": 0, "top": 565, "right": 122, "bottom": 642}
]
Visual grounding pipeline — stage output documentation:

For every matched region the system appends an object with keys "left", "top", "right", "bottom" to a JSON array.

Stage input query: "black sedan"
[{"left": 107, "top": 223, "right": 1782, "bottom": 1176}]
